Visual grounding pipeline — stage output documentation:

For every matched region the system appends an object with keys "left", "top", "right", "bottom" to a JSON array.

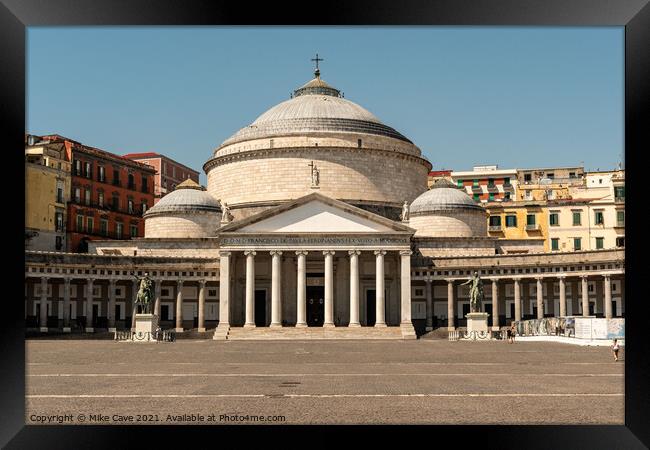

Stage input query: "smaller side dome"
[
  {"left": 143, "top": 179, "right": 222, "bottom": 238},
  {"left": 408, "top": 179, "right": 487, "bottom": 237}
]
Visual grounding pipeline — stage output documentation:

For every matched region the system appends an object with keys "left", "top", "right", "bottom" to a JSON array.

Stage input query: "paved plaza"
[{"left": 25, "top": 339, "right": 624, "bottom": 425}]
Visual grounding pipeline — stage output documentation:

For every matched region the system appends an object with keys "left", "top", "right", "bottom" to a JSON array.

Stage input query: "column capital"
[
  {"left": 512, "top": 277, "right": 521, "bottom": 283},
  {"left": 199, "top": 279, "right": 207, "bottom": 287},
  {"left": 348, "top": 250, "right": 361, "bottom": 256},
  {"left": 87, "top": 278, "right": 95, "bottom": 283},
  {"left": 374, "top": 250, "right": 387, "bottom": 256},
  {"left": 244, "top": 250, "right": 257, "bottom": 257},
  {"left": 557, "top": 274, "right": 567, "bottom": 280},
  {"left": 445, "top": 278, "right": 455, "bottom": 284},
  {"left": 580, "top": 274, "right": 589, "bottom": 280},
  {"left": 270, "top": 250, "right": 283, "bottom": 256},
  {"left": 64, "top": 276, "right": 72, "bottom": 284},
  {"left": 322, "top": 250, "right": 336, "bottom": 256},
  {"left": 219, "top": 251, "right": 232, "bottom": 257},
  {"left": 109, "top": 278, "right": 117, "bottom": 286},
  {"left": 177, "top": 279, "right": 184, "bottom": 287},
  {"left": 491, "top": 278, "right": 500, "bottom": 283},
  {"left": 399, "top": 250, "right": 413, "bottom": 256},
  {"left": 295, "top": 250, "right": 309, "bottom": 256},
  {"left": 40, "top": 276, "right": 49, "bottom": 282}
]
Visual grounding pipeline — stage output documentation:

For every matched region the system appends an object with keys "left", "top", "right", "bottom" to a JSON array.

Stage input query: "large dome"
[
  {"left": 217, "top": 74, "right": 412, "bottom": 149},
  {"left": 410, "top": 179, "right": 482, "bottom": 215},
  {"left": 144, "top": 179, "right": 221, "bottom": 217}
]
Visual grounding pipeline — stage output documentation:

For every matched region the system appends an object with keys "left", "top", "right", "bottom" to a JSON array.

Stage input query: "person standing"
[{"left": 611, "top": 339, "right": 620, "bottom": 362}]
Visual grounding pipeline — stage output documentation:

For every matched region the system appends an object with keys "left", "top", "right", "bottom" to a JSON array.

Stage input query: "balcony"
[
  {"left": 488, "top": 225, "right": 503, "bottom": 232},
  {"left": 615, "top": 196, "right": 625, "bottom": 203},
  {"left": 69, "top": 199, "right": 144, "bottom": 217},
  {"left": 615, "top": 221, "right": 625, "bottom": 228},
  {"left": 525, "top": 223, "right": 540, "bottom": 231}
]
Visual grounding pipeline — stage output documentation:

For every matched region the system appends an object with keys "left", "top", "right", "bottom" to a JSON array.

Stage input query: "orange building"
[{"left": 41, "top": 135, "right": 156, "bottom": 252}]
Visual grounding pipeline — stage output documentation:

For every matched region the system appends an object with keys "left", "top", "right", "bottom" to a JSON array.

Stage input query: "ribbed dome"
[
  {"left": 410, "top": 179, "right": 482, "bottom": 215},
  {"left": 218, "top": 74, "right": 412, "bottom": 148},
  {"left": 144, "top": 179, "right": 221, "bottom": 216}
]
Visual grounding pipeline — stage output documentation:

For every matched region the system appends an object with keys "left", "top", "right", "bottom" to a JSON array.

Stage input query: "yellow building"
[
  {"left": 484, "top": 201, "right": 549, "bottom": 251},
  {"left": 25, "top": 136, "right": 71, "bottom": 251}
]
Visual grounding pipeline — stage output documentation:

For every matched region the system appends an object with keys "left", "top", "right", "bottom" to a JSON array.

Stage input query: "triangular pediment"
[{"left": 219, "top": 193, "right": 414, "bottom": 234}]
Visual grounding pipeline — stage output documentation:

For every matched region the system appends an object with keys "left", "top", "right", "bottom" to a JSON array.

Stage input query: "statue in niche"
[
  {"left": 309, "top": 161, "right": 320, "bottom": 188},
  {"left": 220, "top": 200, "right": 233, "bottom": 223},
  {"left": 401, "top": 201, "right": 410, "bottom": 222}
]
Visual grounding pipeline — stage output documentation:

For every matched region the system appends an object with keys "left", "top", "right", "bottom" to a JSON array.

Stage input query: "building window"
[
  {"left": 172, "top": 166, "right": 176, "bottom": 178},
  {"left": 489, "top": 216, "right": 501, "bottom": 227},
  {"left": 128, "top": 173, "right": 135, "bottom": 190},
  {"left": 130, "top": 225, "right": 138, "bottom": 238},
  {"left": 141, "top": 176, "right": 148, "bottom": 193},
  {"left": 98, "top": 166, "right": 105, "bottom": 182},
  {"left": 116, "top": 223, "right": 123, "bottom": 239},
  {"left": 87, "top": 217, "right": 94, "bottom": 234},
  {"left": 457, "top": 180, "right": 463, "bottom": 188},
  {"left": 574, "top": 238, "right": 582, "bottom": 251},
  {"left": 112, "top": 195, "right": 120, "bottom": 211},
  {"left": 473, "top": 194, "right": 480, "bottom": 201},
  {"left": 572, "top": 211, "right": 581, "bottom": 226},
  {"left": 549, "top": 212, "right": 559, "bottom": 226},
  {"left": 357, "top": 139, "right": 362, "bottom": 148},
  {"left": 112, "top": 168, "right": 120, "bottom": 186},
  {"left": 595, "top": 237, "right": 604, "bottom": 249},
  {"left": 505, "top": 215, "right": 517, "bottom": 227},
  {"left": 616, "top": 210, "right": 625, "bottom": 226},
  {"left": 504, "top": 192, "right": 511, "bottom": 200},
  {"left": 616, "top": 237, "right": 625, "bottom": 247},
  {"left": 76, "top": 215, "right": 84, "bottom": 232},
  {"left": 55, "top": 236, "right": 63, "bottom": 250},
  {"left": 488, "top": 193, "right": 494, "bottom": 201},
  {"left": 614, "top": 186, "right": 625, "bottom": 201},
  {"left": 98, "top": 192, "right": 104, "bottom": 207},
  {"left": 74, "top": 159, "right": 81, "bottom": 176},
  {"left": 100, "top": 219, "right": 108, "bottom": 236},
  {"left": 85, "top": 162, "right": 92, "bottom": 178},
  {"left": 487, "top": 178, "right": 494, "bottom": 187},
  {"left": 524, "top": 190, "right": 532, "bottom": 200},
  {"left": 526, "top": 214, "right": 536, "bottom": 226},
  {"left": 551, "top": 238, "right": 559, "bottom": 251},
  {"left": 142, "top": 201, "right": 148, "bottom": 214},
  {"left": 55, "top": 211, "right": 64, "bottom": 232},
  {"left": 524, "top": 173, "right": 532, "bottom": 182},
  {"left": 569, "top": 172, "right": 576, "bottom": 178},
  {"left": 74, "top": 188, "right": 81, "bottom": 203},
  {"left": 128, "top": 199, "right": 134, "bottom": 214},
  {"left": 594, "top": 210, "right": 604, "bottom": 225},
  {"left": 504, "top": 177, "right": 511, "bottom": 186},
  {"left": 85, "top": 188, "right": 91, "bottom": 206},
  {"left": 56, "top": 181, "right": 64, "bottom": 203},
  {"left": 547, "top": 173, "right": 554, "bottom": 179},
  {"left": 472, "top": 179, "right": 479, "bottom": 187}
]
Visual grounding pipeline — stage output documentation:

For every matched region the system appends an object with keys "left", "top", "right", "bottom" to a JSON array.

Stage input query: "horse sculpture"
[{"left": 134, "top": 273, "right": 154, "bottom": 314}]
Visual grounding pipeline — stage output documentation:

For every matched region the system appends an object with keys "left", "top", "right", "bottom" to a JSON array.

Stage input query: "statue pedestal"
[
  {"left": 132, "top": 314, "right": 159, "bottom": 342},
  {"left": 466, "top": 312, "right": 490, "bottom": 334}
]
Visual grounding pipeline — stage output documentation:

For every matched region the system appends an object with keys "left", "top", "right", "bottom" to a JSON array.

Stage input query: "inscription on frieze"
[{"left": 220, "top": 236, "right": 410, "bottom": 246}]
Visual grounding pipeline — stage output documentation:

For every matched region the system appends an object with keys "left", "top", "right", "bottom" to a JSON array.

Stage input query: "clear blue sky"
[{"left": 27, "top": 27, "right": 623, "bottom": 184}]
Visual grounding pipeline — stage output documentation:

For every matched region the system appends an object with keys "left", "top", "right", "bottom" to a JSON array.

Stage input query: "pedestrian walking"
[
  {"left": 611, "top": 339, "right": 620, "bottom": 362},
  {"left": 510, "top": 323, "right": 516, "bottom": 343}
]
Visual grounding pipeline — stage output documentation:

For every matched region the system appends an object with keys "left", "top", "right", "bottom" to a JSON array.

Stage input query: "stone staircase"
[{"left": 224, "top": 326, "right": 408, "bottom": 340}]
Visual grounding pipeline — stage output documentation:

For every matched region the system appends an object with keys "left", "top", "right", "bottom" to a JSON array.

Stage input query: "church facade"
[{"left": 24, "top": 69, "right": 625, "bottom": 339}]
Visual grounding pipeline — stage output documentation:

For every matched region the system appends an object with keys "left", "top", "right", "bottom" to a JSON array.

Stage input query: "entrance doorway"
[
  {"left": 254, "top": 289, "right": 267, "bottom": 327},
  {"left": 366, "top": 290, "right": 376, "bottom": 326},
  {"left": 307, "top": 286, "right": 324, "bottom": 327},
  {"left": 485, "top": 303, "right": 492, "bottom": 316},
  {"left": 92, "top": 304, "right": 99, "bottom": 328}
]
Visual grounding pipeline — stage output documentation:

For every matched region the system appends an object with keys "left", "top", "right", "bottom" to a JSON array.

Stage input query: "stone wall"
[
  {"left": 409, "top": 209, "right": 487, "bottom": 238},
  {"left": 144, "top": 211, "right": 221, "bottom": 238},
  {"left": 206, "top": 146, "right": 429, "bottom": 220},
  {"left": 414, "top": 237, "right": 496, "bottom": 257}
]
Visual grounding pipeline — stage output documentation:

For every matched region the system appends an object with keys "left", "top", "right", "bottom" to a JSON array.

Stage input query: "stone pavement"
[{"left": 25, "top": 339, "right": 624, "bottom": 425}]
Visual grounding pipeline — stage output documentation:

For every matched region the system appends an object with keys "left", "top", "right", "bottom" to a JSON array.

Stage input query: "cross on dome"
[{"left": 311, "top": 53, "right": 324, "bottom": 77}]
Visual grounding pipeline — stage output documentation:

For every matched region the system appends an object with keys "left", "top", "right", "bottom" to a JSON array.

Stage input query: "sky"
[{"left": 27, "top": 27, "right": 624, "bottom": 184}]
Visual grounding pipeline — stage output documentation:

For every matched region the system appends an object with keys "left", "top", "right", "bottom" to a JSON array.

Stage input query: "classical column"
[
  {"left": 218, "top": 251, "right": 231, "bottom": 329},
  {"left": 400, "top": 250, "right": 413, "bottom": 326},
  {"left": 62, "top": 277, "right": 71, "bottom": 332},
  {"left": 197, "top": 280, "right": 206, "bottom": 331},
  {"left": 154, "top": 279, "right": 161, "bottom": 318},
  {"left": 558, "top": 276, "right": 567, "bottom": 317},
  {"left": 425, "top": 277, "right": 433, "bottom": 331},
  {"left": 270, "top": 250, "right": 283, "bottom": 328},
  {"left": 535, "top": 277, "right": 544, "bottom": 319},
  {"left": 374, "top": 250, "right": 387, "bottom": 327},
  {"left": 244, "top": 250, "right": 256, "bottom": 328},
  {"left": 85, "top": 278, "right": 94, "bottom": 332},
  {"left": 348, "top": 250, "right": 361, "bottom": 327},
  {"left": 175, "top": 279, "right": 184, "bottom": 332},
  {"left": 604, "top": 274, "right": 612, "bottom": 319},
  {"left": 131, "top": 279, "right": 138, "bottom": 331},
  {"left": 323, "top": 250, "right": 336, "bottom": 327},
  {"left": 513, "top": 278, "right": 521, "bottom": 322},
  {"left": 491, "top": 278, "right": 500, "bottom": 330},
  {"left": 39, "top": 277, "right": 48, "bottom": 332},
  {"left": 581, "top": 275, "right": 590, "bottom": 316},
  {"left": 108, "top": 279, "right": 117, "bottom": 331},
  {"left": 447, "top": 279, "right": 455, "bottom": 330},
  {"left": 295, "top": 251, "right": 308, "bottom": 327}
]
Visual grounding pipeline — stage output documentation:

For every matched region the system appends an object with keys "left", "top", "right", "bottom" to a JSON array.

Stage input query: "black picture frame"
[{"left": 2, "top": 0, "right": 648, "bottom": 448}]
